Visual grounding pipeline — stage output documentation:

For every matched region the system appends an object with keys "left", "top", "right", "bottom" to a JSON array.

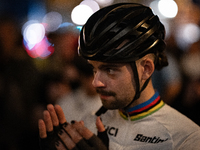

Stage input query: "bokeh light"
[
  {"left": 95, "top": 0, "right": 114, "bottom": 7},
  {"left": 76, "top": 26, "right": 82, "bottom": 31},
  {"left": 23, "top": 22, "right": 45, "bottom": 44},
  {"left": 175, "top": 23, "right": 200, "bottom": 50},
  {"left": 42, "top": 11, "right": 62, "bottom": 32},
  {"left": 71, "top": 4, "right": 94, "bottom": 25},
  {"left": 23, "top": 35, "right": 54, "bottom": 59},
  {"left": 22, "top": 21, "right": 54, "bottom": 59},
  {"left": 158, "top": 0, "right": 178, "bottom": 18},
  {"left": 80, "top": 0, "right": 100, "bottom": 12}
]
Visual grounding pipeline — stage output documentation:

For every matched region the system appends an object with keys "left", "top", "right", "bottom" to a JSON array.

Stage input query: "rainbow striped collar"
[{"left": 119, "top": 92, "right": 165, "bottom": 121}]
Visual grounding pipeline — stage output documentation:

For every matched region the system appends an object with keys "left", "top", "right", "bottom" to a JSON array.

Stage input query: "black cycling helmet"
[
  {"left": 79, "top": 3, "right": 167, "bottom": 69},
  {"left": 78, "top": 3, "right": 168, "bottom": 110}
]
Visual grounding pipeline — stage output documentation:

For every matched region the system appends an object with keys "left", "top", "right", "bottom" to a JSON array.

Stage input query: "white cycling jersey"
[{"left": 83, "top": 92, "right": 200, "bottom": 150}]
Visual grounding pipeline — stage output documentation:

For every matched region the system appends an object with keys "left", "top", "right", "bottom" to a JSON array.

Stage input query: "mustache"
[{"left": 96, "top": 88, "right": 116, "bottom": 96}]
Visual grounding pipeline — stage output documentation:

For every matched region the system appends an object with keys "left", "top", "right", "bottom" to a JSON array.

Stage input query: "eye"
[
  {"left": 88, "top": 64, "right": 96, "bottom": 74},
  {"left": 92, "top": 68, "right": 97, "bottom": 74},
  {"left": 106, "top": 68, "right": 115, "bottom": 74}
]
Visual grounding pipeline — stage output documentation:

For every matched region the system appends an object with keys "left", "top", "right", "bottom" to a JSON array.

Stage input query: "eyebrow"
[
  {"left": 98, "top": 63, "right": 124, "bottom": 69},
  {"left": 90, "top": 62, "right": 126, "bottom": 70}
]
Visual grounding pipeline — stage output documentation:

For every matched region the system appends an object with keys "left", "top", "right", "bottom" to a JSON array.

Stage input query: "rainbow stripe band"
[{"left": 119, "top": 92, "right": 165, "bottom": 121}]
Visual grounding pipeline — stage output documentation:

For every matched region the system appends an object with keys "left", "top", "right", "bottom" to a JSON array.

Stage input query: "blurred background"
[{"left": 1, "top": 0, "right": 200, "bottom": 149}]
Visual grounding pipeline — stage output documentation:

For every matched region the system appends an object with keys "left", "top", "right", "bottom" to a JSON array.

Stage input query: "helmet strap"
[{"left": 124, "top": 61, "right": 151, "bottom": 110}]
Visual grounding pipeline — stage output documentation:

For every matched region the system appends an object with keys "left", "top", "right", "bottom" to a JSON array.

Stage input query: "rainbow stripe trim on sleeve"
[{"left": 119, "top": 92, "right": 165, "bottom": 121}]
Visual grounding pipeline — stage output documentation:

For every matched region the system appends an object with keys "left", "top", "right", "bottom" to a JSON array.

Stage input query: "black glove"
[
  {"left": 39, "top": 125, "right": 61, "bottom": 150},
  {"left": 97, "top": 129, "right": 109, "bottom": 148},
  {"left": 95, "top": 106, "right": 109, "bottom": 148},
  {"left": 57, "top": 120, "right": 109, "bottom": 150}
]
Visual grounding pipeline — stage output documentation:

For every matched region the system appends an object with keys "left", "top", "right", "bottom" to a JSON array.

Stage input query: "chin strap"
[
  {"left": 124, "top": 61, "right": 151, "bottom": 110},
  {"left": 95, "top": 106, "right": 108, "bottom": 116}
]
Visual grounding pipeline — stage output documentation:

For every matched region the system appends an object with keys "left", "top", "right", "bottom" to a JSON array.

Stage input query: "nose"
[{"left": 92, "top": 72, "right": 105, "bottom": 88}]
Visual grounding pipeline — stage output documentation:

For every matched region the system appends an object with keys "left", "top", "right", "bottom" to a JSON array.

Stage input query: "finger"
[
  {"left": 87, "top": 135, "right": 108, "bottom": 149},
  {"left": 54, "top": 104, "right": 67, "bottom": 124},
  {"left": 96, "top": 117, "right": 105, "bottom": 132},
  {"left": 62, "top": 122, "right": 83, "bottom": 143},
  {"left": 96, "top": 117, "right": 109, "bottom": 148},
  {"left": 38, "top": 119, "right": 47, "bottom": 138},
  {"left": 43, "top": 110, "right": 53, "bottom": 132},
  {"left": 55, "top": 140, "right": 67, "bottom": 150},
  {"left": 79, "top": 120, "right": 84, "bottom": 126},
  {"left": 47, "top": 104, "right": 59, "bottom": 126},
  {"left": 71, "top": 121, "right": 93, "bottom": 140},
  {"left": 76, "top": 139, "right": 92, "bottom": 150},
  {"left": 58, "top": 129, "right": 77, "bottom": 150}
]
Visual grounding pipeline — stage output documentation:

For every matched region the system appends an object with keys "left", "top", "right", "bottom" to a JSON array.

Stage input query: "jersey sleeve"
[{"left": 179, "top": 130, "right": 200, "bottom": 149}]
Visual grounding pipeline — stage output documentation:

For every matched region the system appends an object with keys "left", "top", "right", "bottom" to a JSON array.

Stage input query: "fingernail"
[
  {"left": 79, "top": 120, "right": 84, "bottom": 125},
  {"left": 62, "top": 122, "right": 68, "bottom": 127},
  {"left": 55, "top": 140, "right": 60, "bottom": 146},
  {"left": 58, "top": 130, "right": 63, "bottom": 135},
  {"left": 71, "top": 120, "right": 75, "bottom": 124}
]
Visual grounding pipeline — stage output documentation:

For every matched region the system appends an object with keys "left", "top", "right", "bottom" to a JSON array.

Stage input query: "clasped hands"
[{"left": 38, "top": 104, "right": 108, "bottom": 150}]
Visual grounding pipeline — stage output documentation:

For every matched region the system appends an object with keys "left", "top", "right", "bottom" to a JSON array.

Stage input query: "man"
[{"left": 38, "top": 3, "right": 200, "bottom": 150}]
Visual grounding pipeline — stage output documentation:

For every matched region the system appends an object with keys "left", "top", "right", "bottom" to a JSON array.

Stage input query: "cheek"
[{"left": 114, "top": 76, "right": 135, "bottom": 98}]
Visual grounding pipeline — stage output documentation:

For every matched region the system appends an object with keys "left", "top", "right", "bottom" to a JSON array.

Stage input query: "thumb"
[{"left": 96, "top": 116, "right": 105, "bottom": 132}]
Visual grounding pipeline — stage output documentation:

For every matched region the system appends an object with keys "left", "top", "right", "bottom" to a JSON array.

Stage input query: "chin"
[{"left": 102, "top": 103, "right": 119, "bottom": 110}]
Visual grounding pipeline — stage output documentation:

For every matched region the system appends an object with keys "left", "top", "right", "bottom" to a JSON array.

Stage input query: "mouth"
[
  {"left": 96, "top": 89, "right": 116, "bottom": 100},
  {"left": 99, "top": 94, "right": 112, "bottom": 100}
]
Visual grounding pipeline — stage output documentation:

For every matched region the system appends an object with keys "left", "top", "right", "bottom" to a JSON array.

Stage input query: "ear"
[{"left": 140, "top": 58, "right": 155, "bottom": 81}]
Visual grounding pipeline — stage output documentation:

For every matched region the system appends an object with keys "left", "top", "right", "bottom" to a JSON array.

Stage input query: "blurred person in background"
[
  {"left": 0, "top": 15, "right": 41, "bottom": 149},
  {"left": 41, "top": 25, "right": 80, "bottom": 75},
  {"left": 39, "top": 71, "right": 72, "bottom": 105},
  {"left": 57, "top": 58, "right": 102, "bottom": 122},
  {"left": 173, "top": 40, "right": 200, "bottom": 125},
  {"left": 29, "top": 71, "right": 72, "bottom": 150},
  {"left": 161, "top": 2, "right": 200, "bottom": 125},
  {"left": 30, "top": 25, "right": 81, "bottom": 149}
]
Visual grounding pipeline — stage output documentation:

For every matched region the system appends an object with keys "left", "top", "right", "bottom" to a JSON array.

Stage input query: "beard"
[{"left": 96, "top": 88, "right": 133, "bottom": 110}]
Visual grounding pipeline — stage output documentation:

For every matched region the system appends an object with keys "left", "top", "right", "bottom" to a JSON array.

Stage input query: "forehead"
[{"left": 87, "top": 60, "right": 128, "bottom": 68}]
